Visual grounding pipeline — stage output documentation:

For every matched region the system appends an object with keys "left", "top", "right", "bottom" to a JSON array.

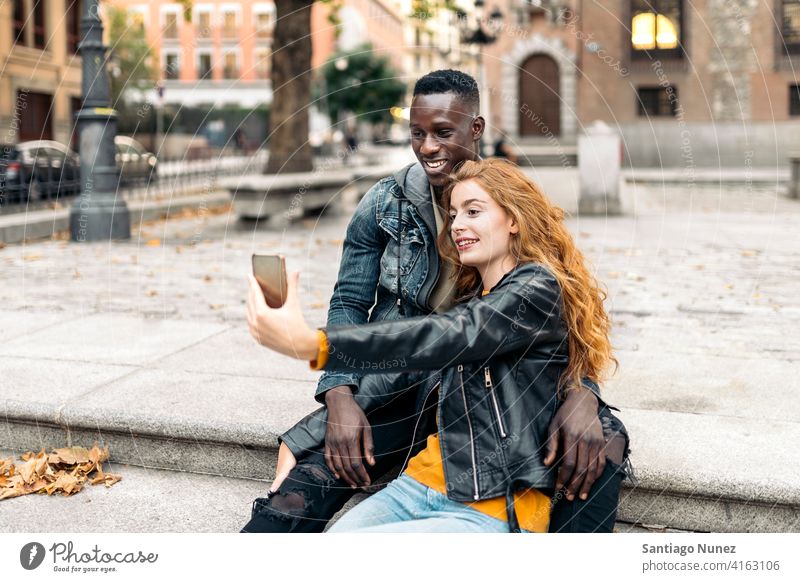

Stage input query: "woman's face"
[{"left": 448, "top": 179, "right": 518, "bottom": 272}]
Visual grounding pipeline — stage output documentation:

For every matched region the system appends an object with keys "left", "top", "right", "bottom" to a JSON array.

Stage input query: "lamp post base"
[{"left": 69, "top": 197, "right": 131, "bottom": 242}]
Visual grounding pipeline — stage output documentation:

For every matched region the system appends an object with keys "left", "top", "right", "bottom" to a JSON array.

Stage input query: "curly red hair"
[{"left": 437, "top": 158, "right": 617, "bottom": 389}]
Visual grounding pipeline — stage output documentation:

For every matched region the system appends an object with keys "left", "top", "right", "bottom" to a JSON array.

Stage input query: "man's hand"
[
  {"left": 324, "top": 386, "right": 375, "bottom": 488},
  {"left": 543, "top": 388, "right": 604, "bottom": 502}
]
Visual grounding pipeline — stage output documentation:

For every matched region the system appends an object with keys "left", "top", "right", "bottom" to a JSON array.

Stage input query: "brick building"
[{"left": 483, "top": 0, "right": 800, "bottom": 166}]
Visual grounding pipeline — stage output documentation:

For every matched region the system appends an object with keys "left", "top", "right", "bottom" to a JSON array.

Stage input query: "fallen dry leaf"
[
  {"left": 92, "top": 473, "right": 122, "bottom": 488},
  {"left": 203, "top": 274, "right": 213, "bottom": 282},
  {"left": 49, "top": 446, "right": 91, "bottom": 466},
  {"left": 1, "top": 443, "right": 119, "bottom": 502},
  {"left": 146, "top": 239, "right": 161, "bottom": 247},
  {"left": 89, "top": 444, "right": 110, "bottom": 466},
  {"left": 146, "top": 289, "right": 158, "bottom": 297},
  {"left": 23, "top": 253, "right": 42, "bottom": 261}
]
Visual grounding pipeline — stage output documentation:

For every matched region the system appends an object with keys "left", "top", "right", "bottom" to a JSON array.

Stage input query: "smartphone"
[{"left": 252, "top": 254, "right": 288, "bottom": 308}]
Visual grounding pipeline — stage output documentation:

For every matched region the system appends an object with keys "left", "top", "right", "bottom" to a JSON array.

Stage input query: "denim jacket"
[{"left": 315, "top": 162, "right": 442, "bottom": 401}]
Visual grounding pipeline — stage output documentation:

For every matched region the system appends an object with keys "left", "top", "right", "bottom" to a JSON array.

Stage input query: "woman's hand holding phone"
[{"left": 246, "top": 271, "right": 318, "bottom": 361}]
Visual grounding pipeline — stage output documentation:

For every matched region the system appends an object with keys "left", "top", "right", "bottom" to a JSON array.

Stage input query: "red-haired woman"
[{"left": 246, "top": 158, "right": 633, "bottom": 533}]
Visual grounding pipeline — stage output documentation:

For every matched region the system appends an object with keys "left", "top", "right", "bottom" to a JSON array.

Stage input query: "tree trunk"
[{"left": 266, "top": 0, "right": 314, "bottom": 174}]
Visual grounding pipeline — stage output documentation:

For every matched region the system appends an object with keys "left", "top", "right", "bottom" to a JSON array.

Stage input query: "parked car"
[
  {"left": 115, "top": 136, "right": 158, "bottom": 184},
  {"left": 0, "top": 141, "right": 80, "bottom": 204}
]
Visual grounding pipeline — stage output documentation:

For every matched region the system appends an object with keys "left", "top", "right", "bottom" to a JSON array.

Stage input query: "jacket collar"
[{"left": 393, "top": 162, "right": 437, "bottom": 237}]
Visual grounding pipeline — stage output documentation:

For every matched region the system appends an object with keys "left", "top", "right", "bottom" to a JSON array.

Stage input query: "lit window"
[
  {"left": 783, "top": 1, "right": 800, "bottom": 55},
  {"left": 631, "top": 0, "right": 682, "bottom": 58},
  {"left": 632, "top": 13, "right": 678, "bottom": 49}
]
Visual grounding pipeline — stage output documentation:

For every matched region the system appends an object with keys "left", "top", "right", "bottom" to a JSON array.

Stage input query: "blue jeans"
[{"left": 328, "top": 474, "right": 529, "bottom": 533}]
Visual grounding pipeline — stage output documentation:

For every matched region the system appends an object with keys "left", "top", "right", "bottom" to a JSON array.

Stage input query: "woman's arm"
[
  {"left": 322, "top": 264, "right": 565, "bottom": 373},
  {"left": 246, "top": 264, "right": 565, "bottom": 373}
]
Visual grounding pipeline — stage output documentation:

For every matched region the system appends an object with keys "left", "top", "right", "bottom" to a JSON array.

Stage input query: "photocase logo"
[{"left": 20, "top": 542, "right": 46, "bottom": 570}]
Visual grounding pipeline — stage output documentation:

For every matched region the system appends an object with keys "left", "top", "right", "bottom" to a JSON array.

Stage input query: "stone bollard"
[
  {"left": 578, "top": 121, "right": 622, "bottom": 215},
  {"left": 789, "top": 154, "right": 800, "bottom": 199}
]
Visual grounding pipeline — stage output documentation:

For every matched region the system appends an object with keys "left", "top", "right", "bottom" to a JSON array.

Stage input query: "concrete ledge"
[
  {"left": 3, "top": 399, "right": 799, "bottom": 531},
  {"left": 619, "top": 486, "right": 799, "bottom": 533},
  {"left": 0, "top": 191, "right": 231, "bottom": 244},
  {"left": 222, "top": 164, "right": 398, "bottom": 221},
  {"left": 1, "top": 416, "right": 278, "bottom": 481}
]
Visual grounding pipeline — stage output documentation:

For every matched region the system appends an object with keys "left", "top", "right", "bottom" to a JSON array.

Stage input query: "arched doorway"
[{"left": 519, "top": 54, "right": 560, "bottom": 137}]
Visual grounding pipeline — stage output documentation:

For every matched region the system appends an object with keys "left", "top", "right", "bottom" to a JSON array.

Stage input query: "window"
[
  {"left": 17, "top": 91, "right": 54, "bottom": 141},
  {"left": 255, "top": 49, "right": 270, "bottom": 79},
  {"left": 791, "top": 84, "right": 800, "bottom": 116},
  {"left": 67, "top": 0, "right": 82, "bottom": 54},
  {"left": 223, "top": 52, "right": 238, "bottom": 79},
  {"left": 783, "top": 1, "right": 800, "bottom": 55},
  {"left": 222, "top": 10, "right": 238, "bottom": 38},
  {"left": 637, "top": 86, "right": 679, "bottom": 116},
  {"left": 164, "top": 52, "right": 180, "bottom": 79},
  {"left": 163, "top": 12, "right": 179, "bottom": 39},
  {"left": 129, "top": 10, "right": 146, "bottom": 33},
  {"left": 197, "top": 10, "right": 212, "bottom": 38},
  {"left": 13, "top": 0, "right": 26, "bottom": 44},
  {"left": 197, "top": 52, "right": 213, "bottom": 79},
  {"left": 254, "top": 4, "right": 275, "bottom": 38},
  {"left": 631, "top": 0, "right": 682, "bottom": 59},
  {"left": 33, "top": 0, "right": 46, "bottom": 49}
]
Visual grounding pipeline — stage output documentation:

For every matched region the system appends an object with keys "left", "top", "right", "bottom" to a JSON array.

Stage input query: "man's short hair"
[{"left": 413, "top": 69, "right": 480, "bottom": 113}]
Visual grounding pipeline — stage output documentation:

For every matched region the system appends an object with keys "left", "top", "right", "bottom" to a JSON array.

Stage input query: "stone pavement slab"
[
  {"left": 153, "top": 326, "right": 320, "bottom": 384},
  {"left": 0, "top": 356, "right": 136, "bottom": 424},
  {"left": 0, "top": 314, "right": 229, "bottom": 366},
  {"left": 0, "top": 452, "right": 268, "bottom": 533},
  {"left": 0, "top": 311, "right": 78, "bottom": 343}
]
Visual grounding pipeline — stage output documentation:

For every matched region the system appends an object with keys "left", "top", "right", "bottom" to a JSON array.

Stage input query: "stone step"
[{"left": 3, "top": 392, "right": 797, "bottom": 533}]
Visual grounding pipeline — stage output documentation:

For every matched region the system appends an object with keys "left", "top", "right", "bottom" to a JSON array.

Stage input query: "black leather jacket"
[{"left": 318, "top": 262, "right": 571, "bottom": 530}]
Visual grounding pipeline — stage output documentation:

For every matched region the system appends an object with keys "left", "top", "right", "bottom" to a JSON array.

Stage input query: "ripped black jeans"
[{"left": 241, "top": 389, "right": 634, "bottom": 534}]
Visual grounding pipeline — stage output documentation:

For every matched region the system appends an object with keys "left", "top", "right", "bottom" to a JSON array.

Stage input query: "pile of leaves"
[{"left": 0, "top": 444, "right": 121, "bottom": 500}]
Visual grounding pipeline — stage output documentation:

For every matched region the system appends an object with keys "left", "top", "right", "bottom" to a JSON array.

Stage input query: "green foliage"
[
  {"left": 178, "top": 0, "right": 193, "bottom": 22},
  {"left": 323, "top": 0, "right": 344, "bottom": 32},
  {"left": 410, "top": 0, "right": 460, "bottom": 21},
  {"left": 316, "top": 43, "right": 407, "bottom": 125},
  {"left": 106, "top": 6, "right": 156, "bottom": 107}
]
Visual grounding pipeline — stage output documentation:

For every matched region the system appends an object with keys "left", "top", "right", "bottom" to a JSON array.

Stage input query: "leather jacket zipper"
[
  {"left": 459, "top": 364, "right": 480, "bottom": 500},
  {"left": 398, "top": 379, "right": 441, "bottom": 474},
  {"left": 484, "top": 367, "right": 508, "bottom": 438}
]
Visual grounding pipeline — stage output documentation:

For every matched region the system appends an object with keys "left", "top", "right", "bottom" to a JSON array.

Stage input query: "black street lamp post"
[
  {"left": 70, "top": 0, "right": 130, "bottom": 242},
  {"left": 456, "top": 1, "right": 503, "bottom": 144}
]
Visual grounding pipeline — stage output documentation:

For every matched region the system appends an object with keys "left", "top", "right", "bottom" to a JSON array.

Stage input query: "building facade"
[
  {"left": 109, "top": 0, "right": 276, "bottom": 108},
  {"left": 483, "top": 0, "right": 800, "bottom": 166},
  {"left": 0, "top": 0, "right": 84, "bottom": 147}
]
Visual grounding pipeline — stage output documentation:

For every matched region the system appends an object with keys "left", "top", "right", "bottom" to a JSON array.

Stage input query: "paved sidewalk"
[{"left": 1, "top": 170, "right": 798, "bottom": 532}]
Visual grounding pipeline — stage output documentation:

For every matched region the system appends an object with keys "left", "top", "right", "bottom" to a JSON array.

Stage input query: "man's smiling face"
[{"left": 409, "top": 92, "right": 485, "bottom": 189}]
